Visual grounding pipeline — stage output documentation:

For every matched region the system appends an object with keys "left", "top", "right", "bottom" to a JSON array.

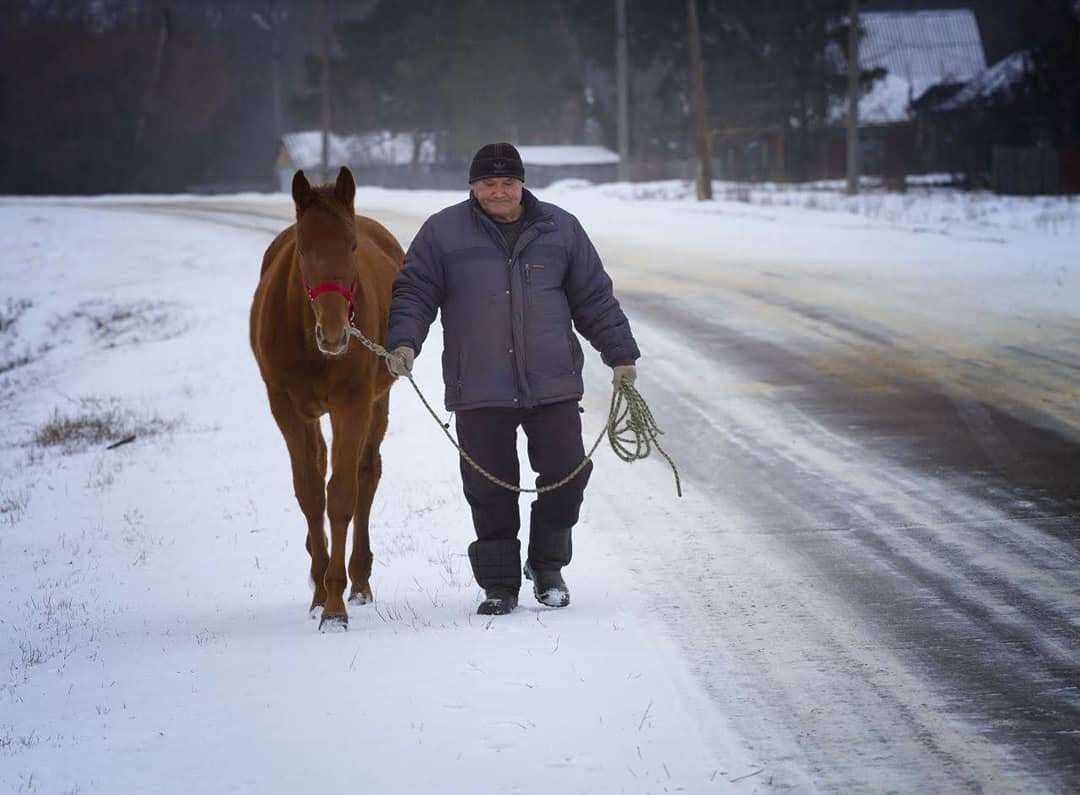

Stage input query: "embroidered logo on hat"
[{"left": 493, "top": 160, "right": 506, "bottom": 171}]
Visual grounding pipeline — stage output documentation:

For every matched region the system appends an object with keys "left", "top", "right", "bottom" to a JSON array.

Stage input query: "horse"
[{"left": 250, "top": 166, "right": 403, "bottom": 631}]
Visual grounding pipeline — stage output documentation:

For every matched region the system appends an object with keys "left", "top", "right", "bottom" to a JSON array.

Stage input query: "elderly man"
[{"left": 385, "top": 142, "right": 640, "bottom": 615}]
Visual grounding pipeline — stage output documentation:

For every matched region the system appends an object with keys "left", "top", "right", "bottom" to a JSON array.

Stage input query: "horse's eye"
[{"left": 351, "top": 242, "right": 357, "bottom": 252}]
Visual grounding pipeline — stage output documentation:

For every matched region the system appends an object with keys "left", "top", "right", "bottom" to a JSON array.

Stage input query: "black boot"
[
  {"left": 477, "top": 587, "right": 519, "bottom": 615},
  {"left": 524, "top": 561, "right": 570, "bottom": 607},
  {"left": 525, "top": 527, "right": 571, "bottom": 607},
  {"left": 468, "top": 539, "right": 521, "bottom": 616}
]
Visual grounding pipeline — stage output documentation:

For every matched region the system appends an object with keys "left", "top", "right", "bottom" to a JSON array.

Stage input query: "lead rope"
[{"left": 347, "top": 325, "right": 682, "bottom": 497}]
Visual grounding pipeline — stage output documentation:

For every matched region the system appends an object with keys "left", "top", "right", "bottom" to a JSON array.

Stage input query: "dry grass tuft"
[{"left": 33, "top": 399, "right": 178, "bottom": 454}]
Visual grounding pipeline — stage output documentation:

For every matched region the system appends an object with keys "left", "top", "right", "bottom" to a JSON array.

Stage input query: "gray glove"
[
  {"left": 612, "top": 363, "right": 637, "bottom": 388},
  {"left": 386, "top": 345, "right": 415, "bottom": 378}
]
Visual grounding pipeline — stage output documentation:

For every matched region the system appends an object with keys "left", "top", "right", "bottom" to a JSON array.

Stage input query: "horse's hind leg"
[
  {"left": 349, "top": 395, "right": 389, "bottom": 605},
  {"left": 267, "top": 388, "right": 329, "bottom": 614}
]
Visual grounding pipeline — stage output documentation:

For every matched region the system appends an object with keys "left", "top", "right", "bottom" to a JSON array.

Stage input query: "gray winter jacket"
[{"left": 386, "top": 188, "right": 640, "bottom": 411}]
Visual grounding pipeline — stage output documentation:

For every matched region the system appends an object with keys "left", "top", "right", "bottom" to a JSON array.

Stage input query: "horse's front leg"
[
  {"left": 349, "top": 394, "right": 389, "bottom": 605},
  {"left": 320, "top": 402, "right": 371, "bottom": 631},
  {"left": 267, "top": 388, "right": 329, "bottom": 615}
]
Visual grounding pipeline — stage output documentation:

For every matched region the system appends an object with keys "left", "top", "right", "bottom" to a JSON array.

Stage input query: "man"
[{"left": 385, "top": 142, "right": 640, "bottom": 615}]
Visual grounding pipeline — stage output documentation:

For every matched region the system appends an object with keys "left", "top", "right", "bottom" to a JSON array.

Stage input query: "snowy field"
[{"left": 2, "top": 180, "right": 1078, "bottom": 792}]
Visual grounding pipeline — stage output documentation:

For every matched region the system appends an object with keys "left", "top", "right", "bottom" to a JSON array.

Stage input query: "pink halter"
[{"left": 302, "top": 276, "right": 357, "bottom": 320}]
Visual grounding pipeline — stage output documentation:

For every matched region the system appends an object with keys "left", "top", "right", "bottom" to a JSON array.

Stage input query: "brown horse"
[{"left": 250, "top": 167, "right": 403, "bottom": 631}]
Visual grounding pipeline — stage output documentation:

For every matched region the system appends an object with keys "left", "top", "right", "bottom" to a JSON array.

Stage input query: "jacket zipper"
[{"left": 472, "top": 205, "right": 551, "bottom": 407}]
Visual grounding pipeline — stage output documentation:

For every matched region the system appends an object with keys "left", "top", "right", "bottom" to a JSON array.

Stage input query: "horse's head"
[{"left": 292, "top": 167, "right": 359, "bottom": 358}]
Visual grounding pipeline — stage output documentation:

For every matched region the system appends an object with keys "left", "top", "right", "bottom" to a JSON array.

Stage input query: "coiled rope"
[{"left": 347, "top": 325, "right": 682, "bottom": 497}]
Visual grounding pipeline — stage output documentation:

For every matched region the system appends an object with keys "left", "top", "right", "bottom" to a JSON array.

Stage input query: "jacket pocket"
[
  {"left": 566, "top": 332, "right": 577, "bottom": 375},
  {"left": 524, "top": 263, "right": 546, "bottom": 285}
]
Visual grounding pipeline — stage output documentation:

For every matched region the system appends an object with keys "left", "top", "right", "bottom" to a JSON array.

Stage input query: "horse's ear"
[
  {"left": 292, "top": 170, "right": 314, "bottom": 210},
  {"left": 334, "top": 166, "right": 356, "bottom": 209}
]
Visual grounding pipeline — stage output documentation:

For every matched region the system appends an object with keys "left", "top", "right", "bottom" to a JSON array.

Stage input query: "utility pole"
[
  {"left": 615, "top": 0, "right": 630, "bottom": 182},
  {"left": 319, "top": 0, "right": 334, "bottom": 182},
  {"left": 846, "top": 0, "right": 860, "bottom": 195},
  {"left": 687, "top": 0, "right": 712, "bottom": 200}
]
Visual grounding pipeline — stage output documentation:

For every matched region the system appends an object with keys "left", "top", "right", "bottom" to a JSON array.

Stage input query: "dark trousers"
[{"left": 455, "top": 399, "right": 593, "bottom": 590}]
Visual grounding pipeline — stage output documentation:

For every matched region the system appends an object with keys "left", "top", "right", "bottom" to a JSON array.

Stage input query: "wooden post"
[{"left": 687, "top": 0, "right": 712, "bottom": 200}]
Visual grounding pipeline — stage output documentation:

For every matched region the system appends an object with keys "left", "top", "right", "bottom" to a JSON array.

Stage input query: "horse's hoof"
[
  {"left": 348, "top": 590, "right": 373, "bottom": 606},
  {"left": 319, "top": 612, "right": 348, "bottom": 633}
]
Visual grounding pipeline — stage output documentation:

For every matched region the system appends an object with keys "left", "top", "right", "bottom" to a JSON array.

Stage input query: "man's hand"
[
  {"left": 386, "top": 345, "right": 415, "bottom": 378},
  {"left": 612, "top": 363, "right": 637, "bottom": 388}
]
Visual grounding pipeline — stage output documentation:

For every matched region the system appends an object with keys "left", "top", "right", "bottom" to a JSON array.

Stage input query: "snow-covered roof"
[
  {"left": 861, "top": 10, "right": 987, "bottom": 97},
  {"left": 936, "top": 50, "right": 1032, "bottom": 111},
  {"left": 831, "top": 9, "right": 987, "bottom": 125},
  {"left": 517, "top": 146, "right": 619, "bottom": 166},
  {"left": 281, "top": 130, "right": 436, "bottom": 169}
]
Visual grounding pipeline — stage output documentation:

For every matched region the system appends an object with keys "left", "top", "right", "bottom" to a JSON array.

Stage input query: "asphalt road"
[{"left": 93, "top": 198, "right": 1079, "bottom": 792}]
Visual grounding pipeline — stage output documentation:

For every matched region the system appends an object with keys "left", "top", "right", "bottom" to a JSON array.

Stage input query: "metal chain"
[{"left": 348, "top": 325, "right": 682, "bottom": 497}]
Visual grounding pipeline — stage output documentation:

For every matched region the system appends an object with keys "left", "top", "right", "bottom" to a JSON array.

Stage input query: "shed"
[{"left": 516, "top": 146, "right": 620, "bottom": 187}]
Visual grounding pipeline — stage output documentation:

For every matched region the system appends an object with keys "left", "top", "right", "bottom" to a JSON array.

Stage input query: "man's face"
[{"left": 471, "top": 177, "right": 523, "bottom": 221}]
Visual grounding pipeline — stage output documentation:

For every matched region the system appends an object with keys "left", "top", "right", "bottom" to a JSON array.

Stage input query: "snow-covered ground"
[
  {"left": 2, "top": 201, "right": 777, "bottom": 790},
  {"left": 2, "top": 179, "right": 1078, "bottom": 792},
  {"left": 0, "top": 203, "right": 761, "bottom": 793}
]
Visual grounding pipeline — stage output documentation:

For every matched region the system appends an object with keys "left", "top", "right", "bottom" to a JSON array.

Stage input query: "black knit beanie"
[{"left": 469, "top": 142, "right": 525, "bottom": 183}]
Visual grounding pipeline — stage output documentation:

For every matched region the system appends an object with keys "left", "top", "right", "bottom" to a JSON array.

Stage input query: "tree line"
[{"left": 2, "top": 0, "right": 1075, "bottom": 194}]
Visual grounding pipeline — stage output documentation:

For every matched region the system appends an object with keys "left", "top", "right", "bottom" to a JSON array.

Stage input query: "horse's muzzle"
[{"left": 315, "top": 325, "right": 349, "bottom": 357}]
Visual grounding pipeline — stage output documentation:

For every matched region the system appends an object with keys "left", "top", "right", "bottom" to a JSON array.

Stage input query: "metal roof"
[{"left": 860, "top": 10, "right": 987, "bottom": 101}]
